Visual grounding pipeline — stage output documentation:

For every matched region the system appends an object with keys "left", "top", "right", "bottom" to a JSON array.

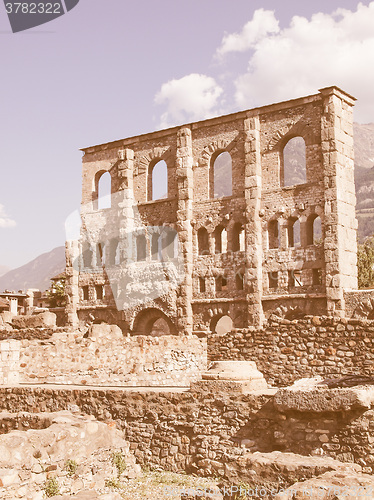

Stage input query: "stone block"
[
  {"left": 12, "top": 312, "right": 56, "bottom": 329},
  {"left": 274, "top": 377, "right": 374, "bottom": 412}
]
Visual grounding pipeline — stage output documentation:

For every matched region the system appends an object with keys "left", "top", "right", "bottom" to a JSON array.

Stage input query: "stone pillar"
[
  {"left": 107, "top": 149, "right": 135, "bottom": 314},
  {"left": 176, "top": 127, "right": 194, "bottom": 336},
  {"left": 65, "top": 240, "right": 79, "bottom": 328},
  {"left": 244, "top": 115, "right": 264, "bottom": 327},
  {"left": 320, "top": 86, "right": 357, "bottom": 317},
  {"left": 117, "top": 149, "right": 135, "bottom": 262}
]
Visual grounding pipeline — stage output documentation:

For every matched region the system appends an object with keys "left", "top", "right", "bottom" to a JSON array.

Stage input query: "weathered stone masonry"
[
  {"left": 2, "top": 385, "right": 374, "bottom": 476},
  {"left": 65, "top": 86, "right": 358, "bottom": 334}
]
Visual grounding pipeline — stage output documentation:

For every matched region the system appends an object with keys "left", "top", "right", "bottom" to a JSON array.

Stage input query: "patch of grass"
[
  {"left": 105, "top": 477, "right": 123, "bottom": 489},
  {"left": 64, "top": 459, "right": 78, "bottom": 477},
  {"left": 111, "top": 451, "right": 127, "bottom": 478},
  {"left": 42, "top": 477, "right": 60, "bottom": 498}
]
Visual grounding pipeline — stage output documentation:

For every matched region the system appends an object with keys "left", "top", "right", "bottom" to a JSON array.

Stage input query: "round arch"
[{"left": 132, "top": 308, "right": 176, "bottom": 336}]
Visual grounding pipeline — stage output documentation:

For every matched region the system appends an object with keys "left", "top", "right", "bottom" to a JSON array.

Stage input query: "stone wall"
[
  {"left": 208, "top": 316, "right": 374, "bottom": 386},
  {"left": 0, "top": 341, "right": 19, "bottom": 386},
  {"left": 0, "top": 332, "right": 206, "bottom": 387},
  {"left": 1, "top": 385, "right": 374, "bottom": 476}
]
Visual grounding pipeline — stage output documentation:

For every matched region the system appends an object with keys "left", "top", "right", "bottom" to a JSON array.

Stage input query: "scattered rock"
[{"left": 274, "top": 469, "right": 374, "bottom": 499}]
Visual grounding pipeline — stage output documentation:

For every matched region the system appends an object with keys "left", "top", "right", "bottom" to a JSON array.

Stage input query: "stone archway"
[{"left": 132, "top": 308, "right": 176, "bottom": 336}]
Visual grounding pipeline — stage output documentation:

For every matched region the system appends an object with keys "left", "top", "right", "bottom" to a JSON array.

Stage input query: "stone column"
[
  {"left": 244, "top": 114, "right": 264, "bottom": 326},
  {"left": 176, "top": 127, "right": 194, "bottom": 336},
  {"left": 65, "top": 240, "right": 79, "bottom": 328},
  {"left": 320, "top": 86, "right": 357, "bottom": 317},
  {"left": 110, "top": 149, "right": 135, "bottom": 314},
  {"left": 117, "top": 149, "right": 135, "bottom": 262}
]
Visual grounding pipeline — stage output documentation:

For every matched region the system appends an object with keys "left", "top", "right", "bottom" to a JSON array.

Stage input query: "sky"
[{"left": 1, "top": 0, "right": 374, "bottom": 270}]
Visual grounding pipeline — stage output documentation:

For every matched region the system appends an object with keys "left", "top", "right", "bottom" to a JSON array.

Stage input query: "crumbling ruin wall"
[
  {"left": 65, "top": 86, "right": 358, "bottom": 334},
  {"left": 208, "top": 316, "right": 374, "bottom": 386},
  {"left": 0, "top": 333, "right": 206, "bottom": 388},
  {"left": 1, "top": 385, "right": 374, "bottom": 476}
]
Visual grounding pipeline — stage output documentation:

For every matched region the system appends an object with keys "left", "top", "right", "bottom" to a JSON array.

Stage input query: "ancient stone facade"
[{"left": 65, "top": 86, "right": 358, "bottom": 334}]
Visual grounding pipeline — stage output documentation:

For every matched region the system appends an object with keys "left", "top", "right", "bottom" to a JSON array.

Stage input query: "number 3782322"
[{"left": 5, "top": 3, "right": 62, "bottom": 14}]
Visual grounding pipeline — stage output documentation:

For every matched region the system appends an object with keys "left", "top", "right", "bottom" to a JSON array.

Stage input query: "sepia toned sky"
[{"left": 1, "top": 0, "right": 374, "bottom": 269}]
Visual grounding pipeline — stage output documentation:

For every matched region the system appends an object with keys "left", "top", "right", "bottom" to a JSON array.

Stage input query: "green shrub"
[
  {"left": 64, "top": 459, "right": 78, "bottom": 477},
  {"left": 105, "top": 477, "right": 123, "bottom": 489},
  {"left": 42, "top": 477, "right": 60, "bottom": 497}
]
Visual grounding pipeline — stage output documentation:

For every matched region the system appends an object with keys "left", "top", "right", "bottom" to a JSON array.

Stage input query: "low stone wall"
[
  {"left": 208, "top": 316, "right": 374, "bottom": 386},
  {"left": 0, "top": 341, "right": 19, "bottom": 385},
  {"left": 2, "top": 331, "right": 206, "bottom": 387},
  {"left": 0, "top": 386, "right": 374, "bottom": 476}
]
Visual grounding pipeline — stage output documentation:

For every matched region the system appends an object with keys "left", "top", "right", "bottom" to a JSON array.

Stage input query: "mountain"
[
  {"left": 0, "top": 246, "right": 65, "bottom": 292},
  {"left": 354, "top": 123, "right": 374, "bottom": 241},
  {"left": 0, "top": 266, "right": 10, "bottom": 277}
]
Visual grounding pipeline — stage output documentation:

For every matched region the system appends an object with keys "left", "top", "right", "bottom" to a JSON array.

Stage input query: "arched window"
[
  {"left": 97, "top": 171, "right": 112, "bottom": 209},
  {"left": 136, "top": 234, "right": 147, "bottom": 261},
  {"left": 306, "top": 215, "right": 322, "bottom": 245},
  {"left": 148, "top": 160, "right": 168, "bottom": 201},
  {"left": 95, "top": 285, "right": 104, "bottom": 300},
  {"left": 214, "top": 225, "right": 227, "bottom": 254},
  {"left": 198, "top": 228, "right": 209, "bottom": 256},
  {"left": 232, "top": 223, "right": 245, "bottom": 252},
  {"left": 82, "top": 286, "right": 89, "bottom": 301},
  {"left": 282, "top": 137, "right": 306, "bottom": 187},
  {"left": 199, "top": 277, "right": 206, "bottom": 293},
  {"left": 215, "top": 275, "right": 227, "bottom": 292},
  {"left": 287, "top": 218, "right": 301, "bottom": 248},
  {"left": 268, "top": 220, "right": 279, "bottom": 249},
  {"left": 211, "top": 151, "right": 232, "bottom": 198},
  {"left": 236, "top": 271, "right": 244, "bottom": 290}
]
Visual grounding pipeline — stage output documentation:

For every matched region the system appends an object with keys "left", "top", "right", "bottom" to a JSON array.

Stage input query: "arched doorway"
[{"left": 132, "top": 308, "right": 176, "bottom": 336}]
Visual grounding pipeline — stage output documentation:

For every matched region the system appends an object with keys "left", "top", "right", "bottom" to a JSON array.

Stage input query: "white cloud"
[
  {"left": 232, "top": 2, "right": 374, "bottom": 122},
  {"left": 154, "top": 73, "right": 223, "bottom": 128},
  {"left": 217, "top": 9, "right": 280, "bottom": 56},
  {"left": 155, "top": 3, "right": 374, "bottom": 125},
  {"left": 0, "top": 205, "right": 16, "bottom": 228}
]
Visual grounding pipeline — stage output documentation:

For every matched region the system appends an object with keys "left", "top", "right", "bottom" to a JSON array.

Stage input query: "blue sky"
[{"left": 1, "top": 0, "right": 373, "bottom": 269}]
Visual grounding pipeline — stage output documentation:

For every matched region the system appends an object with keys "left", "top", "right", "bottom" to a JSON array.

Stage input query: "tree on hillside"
[{"left": 358, "top": 236, "right": 374, "bottom": 289}]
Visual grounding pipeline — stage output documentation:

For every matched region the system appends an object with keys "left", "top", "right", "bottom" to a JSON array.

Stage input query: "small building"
[{"left": 0, "top": 291, "right": 28, "bottom": 315}]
